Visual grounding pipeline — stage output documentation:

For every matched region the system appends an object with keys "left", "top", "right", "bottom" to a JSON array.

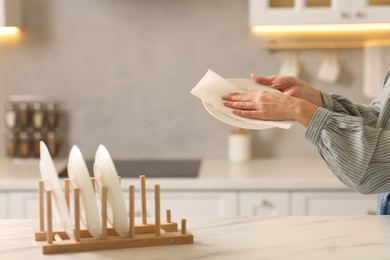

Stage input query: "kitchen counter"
[
  {"left": 1, "top": 216, "right": 389, "bottom": 259},
  {"left": 0, "top": 157, "right": 348, "bottom": 191},
  {"left": 0, "top": 157, "right": 346, "bottom": 191}
]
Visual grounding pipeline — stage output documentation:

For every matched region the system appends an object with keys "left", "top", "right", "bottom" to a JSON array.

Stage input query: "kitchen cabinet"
[
  {"left": 124, "top": 191, "right": 238, "bottom": 219},
  {"left": 239, "top": 192, "right": 289, "bottom": 216},
  {"left": 4, "top": 190, "right": 380, "bottom": 219},
  {"left": 0, "top": 0, "right": 21, "bottom": 27},
  {"left": 0, "top": 192, "right": 7, "bottom": 218},
  {"left": 8, "top": 192, "right": 39, "bottom": 219},
  {"left": 291, "top": 192, "right": 377, "bottom": 215},
  {"left": 249, "top": 0, "right": 390, "bottom": 26},
  {"left": 5, "top": 190, "right": 238, "bottom": 220}
]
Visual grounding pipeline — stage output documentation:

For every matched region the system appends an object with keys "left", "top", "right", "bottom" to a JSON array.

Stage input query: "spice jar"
[
  {"left": 46, "top": 131, "right": 58, "bottom": 156},
  {"left": 32, "top": 131, "right": 43, "bottom": 158},
  {"left": 46, "top": 102, "right": 58, "bottom": 129},
  {"left": 5, "top": 131, "right": 17, "bottom": 157},
  {"left": 18, "top": 102, "right": 30, "bottom": 128},
  {"left": 32, "top": 102, "right": 45, "bottom": 130},
  {"left": 19, "top": 131, "right": 31, "bottom": 158},
  {"left": 4, "top": 102, "right": 18, "bottom": 130}
]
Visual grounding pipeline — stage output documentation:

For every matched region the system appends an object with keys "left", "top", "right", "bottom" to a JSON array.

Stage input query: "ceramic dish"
[
  {"left": 93, "top": 144, "right": 129, "bottom": 237},
  {"left": 67, "top": 145, "right": 101, "bottom": 238},
  {"left": 203, "top": 78, "right": 293, "bottom": 130},
  {"left": 39, "top": 141, "right": 75, "bottom": 241}
]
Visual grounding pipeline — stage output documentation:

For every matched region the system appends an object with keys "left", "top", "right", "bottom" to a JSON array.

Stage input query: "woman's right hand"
[{"left": 251, "top": 73, "right": 324, "bottom": 107}]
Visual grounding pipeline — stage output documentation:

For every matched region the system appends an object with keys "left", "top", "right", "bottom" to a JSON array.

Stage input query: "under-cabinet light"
[
  {"left": 0, "top": 26, "right": 19, "bottom": 35},
  {"left": 251, "top": 23, "right": 390, "bottom": 34}
]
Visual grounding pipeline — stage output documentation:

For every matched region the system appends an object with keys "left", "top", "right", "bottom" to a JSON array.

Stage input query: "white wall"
[{"left": 0, "top": 0, "right": 371, "bottom": 159}]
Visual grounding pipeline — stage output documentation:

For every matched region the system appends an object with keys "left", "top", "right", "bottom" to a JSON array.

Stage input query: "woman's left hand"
[
  {"left": 222, "top": 91, "right": 295, "bottom": 120},
  {"left": 222, "top": 91, "right": 318, "bottom": 127}
]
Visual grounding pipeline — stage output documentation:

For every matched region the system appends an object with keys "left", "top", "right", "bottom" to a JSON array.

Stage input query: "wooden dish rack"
[{"left": 35, "top": 175, "right": 193, "bottom": 254}]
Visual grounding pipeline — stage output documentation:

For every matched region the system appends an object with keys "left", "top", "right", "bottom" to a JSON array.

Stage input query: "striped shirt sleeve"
[{"left": 305, "top": 95, "right": 390, "bottom": 194}]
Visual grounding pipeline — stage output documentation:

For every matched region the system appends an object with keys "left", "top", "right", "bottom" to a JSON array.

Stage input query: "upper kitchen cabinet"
[
  {"left": 250, "top": 0, "right": 390, "bottom": 26},
  {"left": 354, "top": 0, "right": 390, "bottom": 23},
  {"left": 0, "top": 0, "right": 21, "bottom": 35},
  {"left": 249, "top": 0, "right": 390, "bottom": 49}
]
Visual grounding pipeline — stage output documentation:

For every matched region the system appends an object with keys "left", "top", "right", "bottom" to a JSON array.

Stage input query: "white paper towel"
[
  {"left": 191, "top": 70, "right": 293, "bottom": 129},
  {"left": 363, "top": 42, "right": 390, "bottom": 99},
  {"left": 191, "top": 69, "right": 238, "bottom": 113}
]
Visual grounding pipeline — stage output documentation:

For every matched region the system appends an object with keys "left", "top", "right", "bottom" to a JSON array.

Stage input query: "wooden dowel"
[
  {"left": 181, "top": 219, "right": 187, "bottom": 235},
  {"left": 101, "top": 187, "right": 108, "bottom": 239},
  {"left": 155, "top": 185, "right": 161, "bottom": 236},
  {"left": 166, "top": 209, "right": 171, "bottom": 223},
  {"left": 54, "top": 234, "right": 62, "bottom": 242},
  {"left": 129, "top": 185, "right": 135, "bottom": 238},
  {"left": 140, "top": 175, "right": 147, "bottom": 224},
  {"left": 46, "top": 190, "right": 53, "bottom": 244},
  {"left": 39, "top": 180, "right": 45, "bottom": 232},
  {"left": 91, "top": 177, "right": 96, "bottom": 192},
  {"left": 74, "top": 188, "right": 80, "bottom": 242},
  {"left": 64, "top": 179, "right": 70, "bottom": 209}
]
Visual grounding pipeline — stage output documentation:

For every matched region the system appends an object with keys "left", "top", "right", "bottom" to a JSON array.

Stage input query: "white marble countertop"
[
  {"left": 0, "top": 157, "right": 348, "bottom": 191},
  {"left": 1, "top": 216, "right": 389, "bottom": 259}
]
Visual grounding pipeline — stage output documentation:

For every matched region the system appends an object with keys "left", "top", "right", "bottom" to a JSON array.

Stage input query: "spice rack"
[{"left": 4, "top": 95, "right": 60, "bottom": 158}]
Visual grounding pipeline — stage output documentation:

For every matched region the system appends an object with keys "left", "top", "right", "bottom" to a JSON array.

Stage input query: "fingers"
[
  {"left": 270, "top": 76, "right": 299, "bottom": 90},
  {"left": 222, "top": 92, "right": 261, "bottom": 111},
  {"left": 221, "top": 92, "right": 253, "bottom": 102},
  {"left": 223, "top": 100, "right": 258, "bottom": 110},
  {"left": 251, "top": 73, "right": 277, "bottom": 86},
  {"left": 232, "top": 109, "right": 260, "bottom": 119}
]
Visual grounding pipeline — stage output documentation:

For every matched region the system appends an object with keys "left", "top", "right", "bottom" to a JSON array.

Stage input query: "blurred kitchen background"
[{"left": 0, "top": 0, "right": 380, "bottom": 160}]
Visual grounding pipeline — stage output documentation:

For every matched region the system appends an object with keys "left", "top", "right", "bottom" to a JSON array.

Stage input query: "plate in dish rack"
[
  {"left": 93, "top": 144, "right": 129, "bottom": 237},
  {"left": 39, "top": 141, "right": 75, "bottom": 241},
  {"left": 67, "top": 145, "right": 101, "bottom": 238}
]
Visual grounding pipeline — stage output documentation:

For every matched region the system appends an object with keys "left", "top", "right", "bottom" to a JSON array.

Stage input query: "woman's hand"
[
  {"left": 221, "top": 74, "right": 323, "bottom": 127},
  {"left": 251, "top": 73, "right": 324, "bottom": 107},
  {"left": 222, "top": 91, "right": 298, "bottom": 121}
]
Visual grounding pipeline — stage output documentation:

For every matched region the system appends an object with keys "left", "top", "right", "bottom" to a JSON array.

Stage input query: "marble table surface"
[{"left": 1, "top": 216, "right": 389, "bottom": 259}]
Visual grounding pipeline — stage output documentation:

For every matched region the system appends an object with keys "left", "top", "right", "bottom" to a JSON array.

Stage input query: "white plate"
[
  {"left": 68, "top": 145, "right": 101, "bottom": 238},
  {"left": 93, "top": 145, "right": 129, "bottom": 237},
  {"left": 39, "top": 141, "right": 75, "bottom": 241},
  {"left": 203, "top": 78, "right": 293, "bottom": 130}
]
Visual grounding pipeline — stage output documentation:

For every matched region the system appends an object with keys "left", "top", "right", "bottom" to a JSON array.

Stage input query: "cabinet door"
[
  {"left": 124, "top": 191, "right": 238, "bottom": 219},
  {"left": 249, "top": 0, "right": 350, "bottom": 26},
  {"left": 9, "top": 192, "right": 40, "bottom": 219},
  {"left": 239, "top": 192, "right": 289, "bottom": 216},
  {"left": 0, "top": 192, "right": 8, "bottom": 218},
  {"left": 292, "top": 192, "right": 377, "bottom": 215},
  {"left": 353, "top": 0, "right": 390, "bottom": 23}
]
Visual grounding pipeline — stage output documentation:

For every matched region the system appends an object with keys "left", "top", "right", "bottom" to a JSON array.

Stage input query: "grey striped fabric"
[{"left": 305, "top": 69, "right": 390, "bottom": 194}]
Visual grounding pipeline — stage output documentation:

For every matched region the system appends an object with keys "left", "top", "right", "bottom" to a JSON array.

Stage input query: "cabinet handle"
[
  {"left": 355, "top": 12, "right": 365, "bottom": 18},
  {"left": 253, "top": 200, "right": 277, "bottom": 216},
  {"left": 341, "top": 12, "right": 350, "bottom": 18}
]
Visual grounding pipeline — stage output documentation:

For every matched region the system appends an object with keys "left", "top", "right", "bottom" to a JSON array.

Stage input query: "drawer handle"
[
  {"left": 355, "top": 12, "right": 365, "bottom": 18},
  {"left": 253, "top": 200, "right": 277, "bottom": 216}
]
